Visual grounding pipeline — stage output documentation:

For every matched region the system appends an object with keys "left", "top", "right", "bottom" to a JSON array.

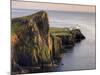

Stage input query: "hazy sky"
[{"left": 12, "top": 1, "right": 95, "bottom": 13}]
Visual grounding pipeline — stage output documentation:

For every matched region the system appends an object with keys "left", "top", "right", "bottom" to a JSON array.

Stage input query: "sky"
[{"left": 12, "top": 1, "right": 96, "bottom": 13}]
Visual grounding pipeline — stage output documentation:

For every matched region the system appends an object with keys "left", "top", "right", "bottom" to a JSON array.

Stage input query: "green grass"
[{"left": 49, "top": 27, "right": 72, "bottom": 36}]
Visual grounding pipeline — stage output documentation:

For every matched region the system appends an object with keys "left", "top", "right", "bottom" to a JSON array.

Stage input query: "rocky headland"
[{"left": 11, "top": 11, "right": 85, "bottom": 74}]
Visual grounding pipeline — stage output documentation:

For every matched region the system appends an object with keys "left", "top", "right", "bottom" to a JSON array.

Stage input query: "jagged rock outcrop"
[
  {"left": 11, "top": 11, "right": 53, "bottom": 73},
  {"left": 71, "top": 29, "right": 85, "bottom": 42}
]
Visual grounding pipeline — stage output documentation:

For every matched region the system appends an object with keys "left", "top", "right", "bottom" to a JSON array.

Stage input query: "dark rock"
[
  {"left": 71, "top": 29, "right": 85, "bottom": 42},
  {"left": 57, "top": 35, "right": 75, "bottom": 48}
]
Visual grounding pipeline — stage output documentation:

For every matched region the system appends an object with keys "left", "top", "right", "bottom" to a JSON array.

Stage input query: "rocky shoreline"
[{"left": 11, "top": 11, "right": 85, "bottom": 74}]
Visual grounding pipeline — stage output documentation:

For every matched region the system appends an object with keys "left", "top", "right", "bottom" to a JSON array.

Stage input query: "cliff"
[
  {"left": 11, "top": 11, "right": 53, "bottom": 73},
  {"left": 11, "top": 11, "right": 85, "bottom": 74}
]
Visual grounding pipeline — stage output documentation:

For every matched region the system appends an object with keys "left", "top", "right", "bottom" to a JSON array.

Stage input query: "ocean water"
[{"left": 12, "top": 9, "right": 96, "bottom": 71}]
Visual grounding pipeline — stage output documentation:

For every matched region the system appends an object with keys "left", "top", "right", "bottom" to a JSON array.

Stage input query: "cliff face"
[
  {"left": 11, "top": 11, "right": 85, "bottom": 73},
  {"left": 11, "top": 11, "right": 53, "bottom": 72}
]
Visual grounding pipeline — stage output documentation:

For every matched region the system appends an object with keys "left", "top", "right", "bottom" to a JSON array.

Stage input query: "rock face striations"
[
  {"left": 11, "top": 11, "right": 85, "bottom": 73},
  {"left": 11, "top": 11, "right": 53, "bottom": 73}
]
